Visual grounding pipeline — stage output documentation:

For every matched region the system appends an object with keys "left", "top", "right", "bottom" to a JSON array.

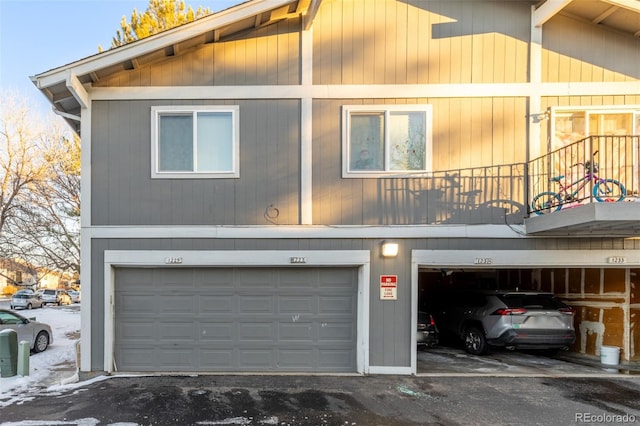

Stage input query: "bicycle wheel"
[
  {"left": 530, "top": 192, "right": 562, "bottom": 215},
  {"left": 593, "top": 179, "right": 626, "bottom": 202}
]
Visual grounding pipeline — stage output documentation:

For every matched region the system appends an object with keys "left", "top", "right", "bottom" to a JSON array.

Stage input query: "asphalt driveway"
[{"left": 3, "top": 374, "right": 640, "bottom": 425}]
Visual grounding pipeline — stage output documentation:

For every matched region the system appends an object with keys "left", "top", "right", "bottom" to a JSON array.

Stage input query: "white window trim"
[
  {"left": 342, "top": 104, "right": 433, "bottom": 178},
  {"left": 151, "top": 105, "right": 240, "bottom": 179}
]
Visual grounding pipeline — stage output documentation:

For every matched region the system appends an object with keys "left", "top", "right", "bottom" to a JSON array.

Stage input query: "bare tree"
[
  {"left": 0, "top": 90, "right": 80, "bottom": 279},
  {"left": 0, "top": 90, "right": 49, "bottom": 237}
]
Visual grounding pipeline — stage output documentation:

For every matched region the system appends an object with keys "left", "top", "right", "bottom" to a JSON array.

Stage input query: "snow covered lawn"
[{"left": 0, "top": 306, "right": 80, "bottom": 407}]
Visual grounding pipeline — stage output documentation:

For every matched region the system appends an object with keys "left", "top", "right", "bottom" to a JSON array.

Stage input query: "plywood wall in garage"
[{"left": 545, "top": 267, "right": 637, "bottom": 362}]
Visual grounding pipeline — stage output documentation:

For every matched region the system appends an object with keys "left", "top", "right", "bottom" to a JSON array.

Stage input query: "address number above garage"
[{"left": 164, "top": 257, "right": 184, "bottom": 264}]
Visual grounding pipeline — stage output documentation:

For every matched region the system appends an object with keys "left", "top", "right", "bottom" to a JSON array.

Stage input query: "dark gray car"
[{"left": 429, "top": 289, "right": 576, "bottom": 355}]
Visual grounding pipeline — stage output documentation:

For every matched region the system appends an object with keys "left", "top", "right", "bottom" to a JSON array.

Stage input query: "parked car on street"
[
  {"left": 417, "top": 311, "right": 439, "bottom": 349},
  {"left": 68, "top": 290, "right": 81, "bottom": 303},
  {"left": 428, "top": 289, "right": 576, "bottom": 355},
  {"left": 10, "top": 292, "right": 44, "bottom": 310},
  {"left": 41, "top": 289, "right": 72, "bottom": 306},
  {"left": 0, "top": 309, "right": 53, "bottom": 352}
]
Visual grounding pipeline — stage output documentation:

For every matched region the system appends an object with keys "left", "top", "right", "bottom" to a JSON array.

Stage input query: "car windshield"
[
  {"left": 43, "top": 290, "right": 55, "bottom": 295},
  {"left": 499, "top": 294, "right": 566, "bottom": 310},
  {"left": 13, "top": 294, "right": 30, "bottom": 299}
]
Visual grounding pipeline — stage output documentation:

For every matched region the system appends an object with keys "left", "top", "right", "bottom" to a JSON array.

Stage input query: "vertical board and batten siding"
[
  {"left": 313, "top": 0, "right": 530, "bottom": 85},
  {"left": 312, "top": 98, "right": 527, "bottom": 226},
  {"left": 542, "top": 14, "right": 640, "bottom": 83},
  {"left": 91, "top": 99, "right": 300, "bottom": 226},
  {"left": 95, "top": 18, "right": 301, "bottom": 87}
]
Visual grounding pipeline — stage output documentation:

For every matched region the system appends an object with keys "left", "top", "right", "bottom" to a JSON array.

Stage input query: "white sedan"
[{"left": 0, "top": 309, "right": 53, "bottom": 352}]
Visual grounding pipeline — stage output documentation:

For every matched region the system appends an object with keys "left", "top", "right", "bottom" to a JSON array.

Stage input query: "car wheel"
[
  {"left": 464, "top": 327, "right": 488, "bottom": 355},
  {"left": 26, "top": 303, "right": 32, "bottom": 310},
  {"left": 33, "top": 331, "right": 50, "bottom": 353}
]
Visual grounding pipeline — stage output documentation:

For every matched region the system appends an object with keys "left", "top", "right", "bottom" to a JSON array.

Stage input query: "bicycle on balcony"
[{"left": 530, "top": 151, "right": 627, "bottom": 215}]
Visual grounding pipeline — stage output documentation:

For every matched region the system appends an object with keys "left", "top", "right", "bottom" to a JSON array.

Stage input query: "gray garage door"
[{"left": 114, "top": 267, "right": 358, "bottom": 372}]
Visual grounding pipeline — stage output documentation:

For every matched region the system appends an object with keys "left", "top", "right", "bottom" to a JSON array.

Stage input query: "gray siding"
[
  {"left": 312, "top": 98, "right": 527, "bottom": 226},
  {"left": 91, "top": 99, "right": 300, "bottom": 226},
  {"left": 543, "top": 14, "right": 640, "bottom": 82},
  {"left": 95, "top": 17, "right": 301, "bottom": 87},
  {"left": 313, "top": 0, "right": 531, "bottom": 85}
]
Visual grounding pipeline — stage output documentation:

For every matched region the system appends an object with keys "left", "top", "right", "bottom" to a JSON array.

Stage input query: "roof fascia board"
[
  {"left": 601, "top": 0, "right": 640, "bottom": 13},
  {"left": 303, "top": 0, "right": 322, "bottom": 30},
  {"left": 33, "top": 0, "right": 296, "bottom": 89},
  {"left": 533, "top": 0, "right": 573, "bottom": 27}
]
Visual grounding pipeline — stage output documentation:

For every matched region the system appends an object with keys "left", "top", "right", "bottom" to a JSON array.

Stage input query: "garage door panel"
[
  {"left": 238, "top": 322, "right": 276, "bottom": 340},
  {"left": 199, "top": 323, "right": 235, "bottom": 341},
  {"left": 118, "top": 294, "right": 155, "bottom": 313},
  {"left": 160, "top": 296, "right": 195, "bottom": 312},
  {"left": 158, "top": 322, "right": 197, "bottom": 340},
  {"left": 198, "top": 295, "right": 235, "bottom": 313},
  {"left": 117, "top": 321, "right": 155, "bottom": 341},
  {"left": 158, "top": 347, "right": 195, "bottom": 369},
  {"left": 114, "top": 267, "right": 357, "bottom": 372},
  {"left": 238, "top": 295, "right": 276, "bottom": 314},
  {"left": 199, "top": 350, "right": 234, "bottom": 368},
  {"left": 279, "top": 296, "right": 315, "bottom": 313},
  {"left": 319, "top": 323, "right": 355, "bottom": 341},
  {"left": 318, "top": 349, "right": 355, "bottom": 368},
  {"left": 279, "top": 322, "right": 314, "bottom": 340},
  {"left": 239, "top": 349, "right": 275, "bottom": 368},
  {"left": 319, "top": 296, "right": 354, "bottom": 313},
  {"left": 117, "top": 347, "right": 157, "bottom": 369}
]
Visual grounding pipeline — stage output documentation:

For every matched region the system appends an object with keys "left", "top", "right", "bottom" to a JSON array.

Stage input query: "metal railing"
[
  {"left": 528, "top": 136, "right": 639, "bottom": 214},
  {"left": 378, "top": 135, "right": 638, "bottom": 225},
  {"left": 380, "top": 164, "right": 527, "bottom": 225}
]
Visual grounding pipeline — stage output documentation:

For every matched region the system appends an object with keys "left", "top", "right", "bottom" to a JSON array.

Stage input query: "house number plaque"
[{"left": 164, "top": 257, "right": 183, "bottom": 264}]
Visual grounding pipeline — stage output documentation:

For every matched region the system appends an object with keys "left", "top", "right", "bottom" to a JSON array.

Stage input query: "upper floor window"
[
  {"left": 342, "top": 105, "right": 432, "bottom": 177},
  {"left": 151, "top": 106, "right": 239, "bottom": 179},
  {"left": 551, "top": 106, "right": 640, "bottom": 151}
]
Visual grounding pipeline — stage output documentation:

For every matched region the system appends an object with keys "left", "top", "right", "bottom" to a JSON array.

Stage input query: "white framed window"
[
  {"left": 342, "top": 105, "right": 432, "bottom": 178},
  {"left": 151, "top": 105, "right": 239, "bottom": 179},
  {"left": 550, "top": 105, "right": 640, "bottom": 151}
]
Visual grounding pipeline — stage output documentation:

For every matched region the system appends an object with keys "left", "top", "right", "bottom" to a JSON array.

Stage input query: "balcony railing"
[
  {"left": 378, "top": 135, "right": 638, "bottom": 226},
  {"left": 528, "top": 136, "right": 639, "bottom": 215}
]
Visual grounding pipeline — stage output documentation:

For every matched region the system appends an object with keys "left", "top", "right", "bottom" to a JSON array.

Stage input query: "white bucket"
[{"left": 600, "top": 346, "right": 620, "bottom": 365}]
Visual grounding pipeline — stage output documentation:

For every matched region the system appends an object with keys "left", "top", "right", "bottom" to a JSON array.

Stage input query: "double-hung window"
[
  {"left": 151, "top": 105, "right": 239, "bottom": 178},
  {"left": 342, "top": 105, "right": 432, "bottom": 177}
]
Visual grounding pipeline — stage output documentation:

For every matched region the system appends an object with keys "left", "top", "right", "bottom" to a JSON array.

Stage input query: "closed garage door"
[{"left": 114, "top": 267, "right": 358, "bottom": 372}]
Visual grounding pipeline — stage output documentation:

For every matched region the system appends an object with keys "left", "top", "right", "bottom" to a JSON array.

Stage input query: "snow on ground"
[{"left": 0, "top": 305, "right": 81, "bottom": 407}]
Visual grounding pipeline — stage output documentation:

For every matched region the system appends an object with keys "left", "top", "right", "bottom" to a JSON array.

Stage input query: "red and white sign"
[{"left": 380, "top": 275, "right": 398, "bottom": 300}]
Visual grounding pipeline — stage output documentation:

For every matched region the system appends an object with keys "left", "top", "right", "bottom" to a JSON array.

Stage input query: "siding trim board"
[
  {"left": 88, "top": 224, "right": 523, "bottom": 239},
  {"left": 103, "top": 250, "right": 371, "bottom": 374},
  {"left": 89, "top": 82, "right": 639, "bottom": 100}
]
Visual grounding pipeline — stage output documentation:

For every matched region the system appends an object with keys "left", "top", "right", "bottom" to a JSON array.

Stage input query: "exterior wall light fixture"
[{"left": 381, "top": 241, "right": 399, "bottom": 257}]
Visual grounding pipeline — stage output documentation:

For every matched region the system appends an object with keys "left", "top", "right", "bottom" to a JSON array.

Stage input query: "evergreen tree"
[{"left": 107, "top": 0, "right": 211, "bottom": 49}]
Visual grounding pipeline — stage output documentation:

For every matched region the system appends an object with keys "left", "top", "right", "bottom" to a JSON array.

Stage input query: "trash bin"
[{"left": 0, "top": 329, "right": 18, "bottom": 377}]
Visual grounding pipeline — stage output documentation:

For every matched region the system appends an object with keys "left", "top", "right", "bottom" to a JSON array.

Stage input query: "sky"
[{"left": 0, "top": 0, "right": 238, "bottom": 113}]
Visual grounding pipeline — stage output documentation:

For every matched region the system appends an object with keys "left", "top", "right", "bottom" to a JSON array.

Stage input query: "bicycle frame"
[{"left": 554, "top": 171, "right": 599, "bottom": 202}]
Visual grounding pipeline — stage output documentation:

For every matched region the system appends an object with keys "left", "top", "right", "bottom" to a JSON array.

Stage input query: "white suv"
[
  {"left": 429, "top": 290, "right": 576, "bottom": 355},
  {"left": 41, "top": 289, "right": 72, "bottom": 306}
]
